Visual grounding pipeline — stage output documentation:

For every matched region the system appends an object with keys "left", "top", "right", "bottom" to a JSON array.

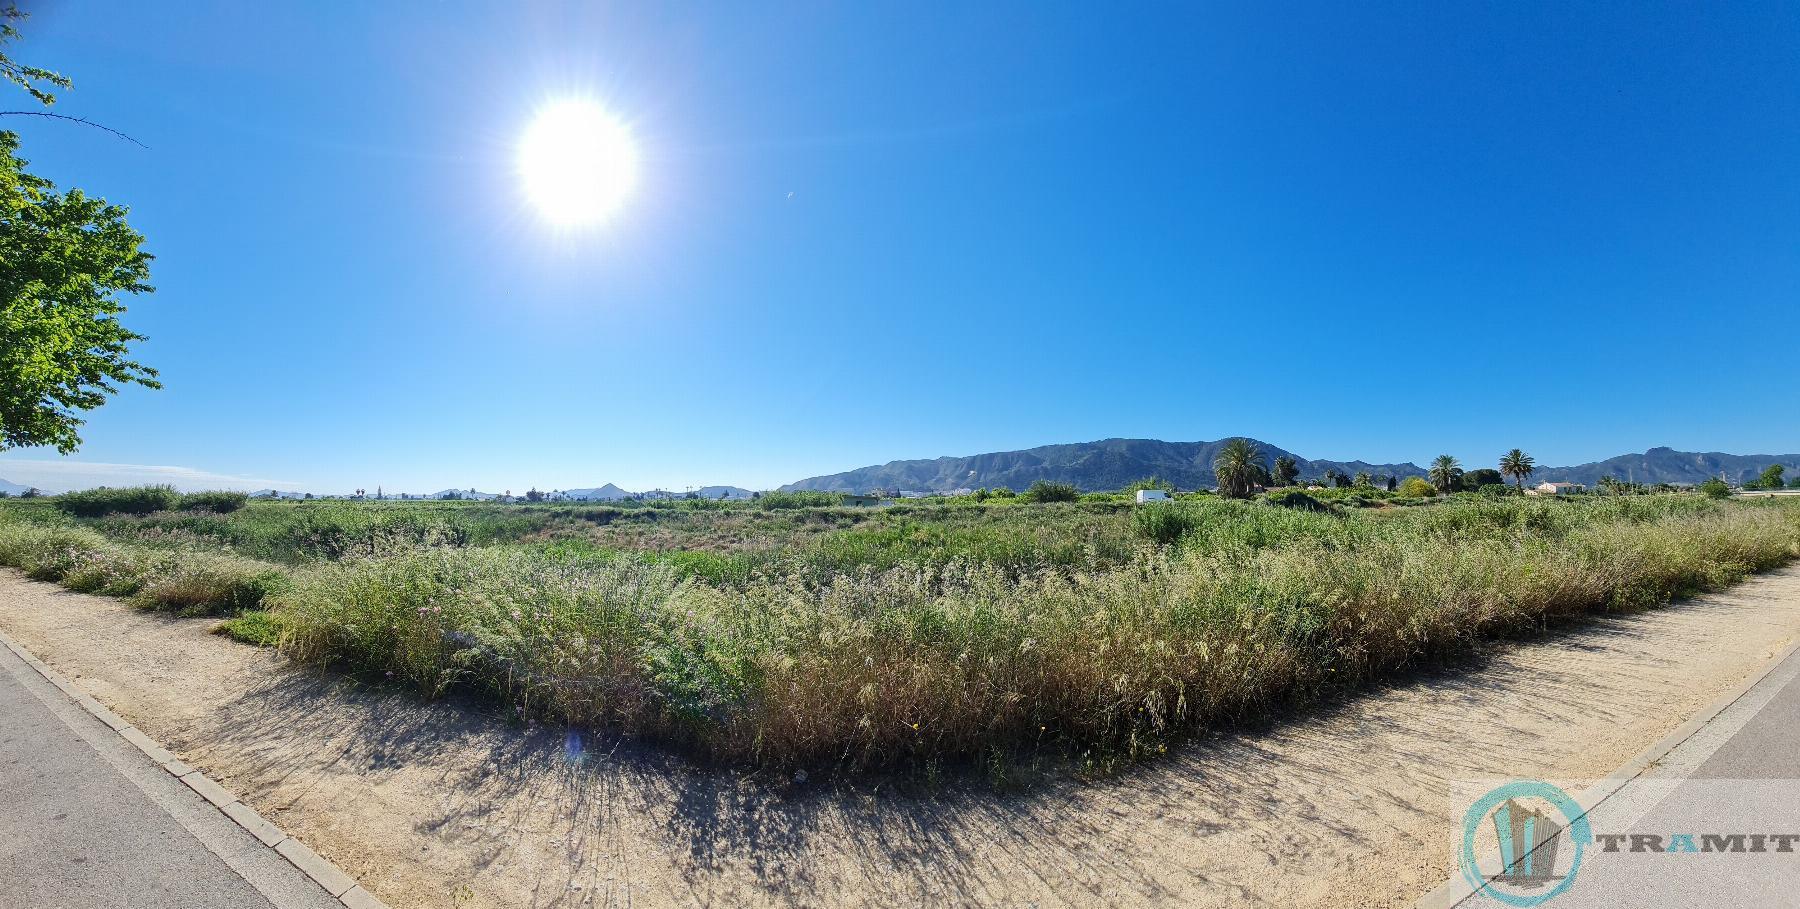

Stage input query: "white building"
[
  {"left": 1528, "top": 481, "right": 1586, "bottom": 496},
  {"left": 1135, "top": 489, "right": 1170, "bottom": 504}
]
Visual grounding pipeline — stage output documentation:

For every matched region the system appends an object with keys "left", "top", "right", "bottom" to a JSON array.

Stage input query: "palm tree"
[
  {"left": 1272, "top": 455, "right": 1299, "bottom": 487},
  {"left": 1429, "top": 455, "right": 1463, "bottom": 494},
  {"left": 1213, "top": 438, "right": 1266, "bottom": 499},
  {"left": 1500, "top": 449, "right": 1536, "bottom": 492}
]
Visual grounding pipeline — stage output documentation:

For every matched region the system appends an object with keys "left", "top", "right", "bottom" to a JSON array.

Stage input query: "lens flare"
[{"left": 517, "top": 100, "right": 637, "bottom": 226}]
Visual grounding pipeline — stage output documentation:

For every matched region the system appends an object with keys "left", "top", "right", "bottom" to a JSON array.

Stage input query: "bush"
[
  {"left": 1133, "top": 502, "right": 1201, "bottom": 544},
  {"left": 133, "top": 553, "right": 288, "bottom": 615},
  {"left": 0, "top": 521, "right": 115, "bottom": 582},
  {"left": 1398, "top": 477, "right": 1437, "bottom": 498},
  {"left": 178, "top": 490, "right": 249, "bottom": 513},
  {"left": 55, "top": 485, "right": 180, "bottom": 518},
  {"left": 1697, "top": 478, "right": 1732, "bottom": 499},
  {"left": 1265, "top": 489, "right": 1329, "bottom": 512},
  {"left": 1022, "top": 481, "right": 1080, "bottom": 503},
  {"left": 213, "top": 610, "right": 288, "bottom": 647}
]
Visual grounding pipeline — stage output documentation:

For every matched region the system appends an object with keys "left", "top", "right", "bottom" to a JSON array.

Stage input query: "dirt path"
[{"left": 4, "top": 567, "right": 1798, "bottom": 909}]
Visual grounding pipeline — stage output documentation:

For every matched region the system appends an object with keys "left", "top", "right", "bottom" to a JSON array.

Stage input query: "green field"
[{"left": 3, "top": 487, "right": 1797, "bottom": 775}]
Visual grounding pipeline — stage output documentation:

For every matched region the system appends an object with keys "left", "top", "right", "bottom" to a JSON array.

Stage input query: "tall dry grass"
[
  {"left": 0, "top": 519, "right": 287, "bottom": 614},
  {"left": 269, "top": 496, "right": 1800, "bottom": 769}
]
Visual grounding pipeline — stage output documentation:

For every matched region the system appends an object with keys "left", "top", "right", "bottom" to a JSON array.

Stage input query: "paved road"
[
  {"left": 1435, "top": 638, "right": 1800, "bottom": 907},
  {"left": 0, "top": 640, "right": 340, "bottom": 909}
]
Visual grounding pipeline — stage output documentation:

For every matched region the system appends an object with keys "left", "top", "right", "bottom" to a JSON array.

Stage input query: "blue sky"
[{"left": 2, "top": 1, "right": 1797, "bottom": 493}]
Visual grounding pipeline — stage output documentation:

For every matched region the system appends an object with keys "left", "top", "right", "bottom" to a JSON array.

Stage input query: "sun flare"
[{"left": 517, "top": 100, "right": 637, "bottom": 226}]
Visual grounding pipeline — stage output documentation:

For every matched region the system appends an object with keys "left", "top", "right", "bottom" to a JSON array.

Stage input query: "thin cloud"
[{"left": 0, "top": 460, "right": 299, "bottom": 494}]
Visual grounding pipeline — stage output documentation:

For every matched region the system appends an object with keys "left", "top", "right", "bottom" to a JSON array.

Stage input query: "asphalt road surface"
[
  {"left": 0, "top": 639, "right": 340, "bottom": 909},
  {"left": 1440, "top": 637, "right": 1800, "bottom": 908}
]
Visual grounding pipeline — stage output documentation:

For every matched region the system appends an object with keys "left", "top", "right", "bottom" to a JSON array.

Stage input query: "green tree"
[
  {"left": 1212, "top": 438, "right": 1266, "bottom": 499},
  {"left": 1, "top": 9, "right": 69, "bottom": 106},
  {"left": 1022, "top": 480, "right": 1079, "bottom": 503},
  {"left": 1464, "top": 468, "right": 1504, "bottom": 488},
  {"left": 1398, "top": 477, "right": 1437, "bottom": 498},
  {"left": 1754, "top": 465, "right": 1786, "bottom": 490},
  {"left": 1, "top": 132, "right": 158, "bottom": 452},
  {"left": 1, "top": 19, "right": 157, "bottom": 453},
  {"left": 1353, "top": 471, "right": 1373, "bottom": 488},
  {"left": 1698, "top": 477, "right": 1731, "bottom": 500},
  {"left": 1428, "top": 455, "right": 1463, "bottom": 493},
  {"left": 1271, "top": 456, "right": 1299, "bottom": 487},
  {"left": 1499, "top": 449, "right": 1536, "bottom": 492}
]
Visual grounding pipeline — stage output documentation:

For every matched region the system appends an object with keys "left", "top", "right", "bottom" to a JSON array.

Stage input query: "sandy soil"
[{"left": 3, "top": 566, "right": 1798, "bottom": 909}]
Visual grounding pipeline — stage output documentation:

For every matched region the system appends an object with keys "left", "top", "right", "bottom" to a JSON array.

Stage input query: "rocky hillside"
[{"left": 781, "top": 438, "right": 1425, "bottom": 493}]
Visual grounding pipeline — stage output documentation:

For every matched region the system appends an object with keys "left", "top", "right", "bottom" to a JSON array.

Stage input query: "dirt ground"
[{"left": 4, "top": 566, "right": 1798, "bottom": 909}]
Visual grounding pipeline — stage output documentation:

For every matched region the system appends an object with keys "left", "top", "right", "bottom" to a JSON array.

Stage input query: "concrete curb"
[
  {"left": 0, "top": 629, "right": 389, "bottom": 909},
  {"left": 1414, "top": 635, "right": 1800, "bottom": 908}
]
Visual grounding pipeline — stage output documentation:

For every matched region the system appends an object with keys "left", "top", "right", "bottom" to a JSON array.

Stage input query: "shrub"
[
  {"left": 1133, "top": 502, "right": 1201, "bottom": 544},
  {"left": 178, "top": 490, "right": 249, "bottom": 513},
  {"left": 1022, "top": 481, "right": 1080, "bottom": 503},
  {"left": 55, "top": 485, "right": 180, "bottom": 518},
  {"left": 213, "top": 610, "right": 288, "bottom": 647},
  {"left": 133, "top": 553, "right": 288, "bottom": 615},
  {"left": 1398, "top": 477, "right": 1437, "bottom": 498},
  {"left": 1266, "top": 489, "right": 1329, "bottom": 512},
  {"left": 1699, "top": 478, "right": 1732, "bottom": 500},
  {"left": 0, "top": 521, "right": 115, "bottom": 581}
]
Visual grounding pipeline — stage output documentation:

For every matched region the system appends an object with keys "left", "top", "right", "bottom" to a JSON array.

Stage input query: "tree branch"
[{"left": 0, "top": 110, "right": 145, "bottom": 148}]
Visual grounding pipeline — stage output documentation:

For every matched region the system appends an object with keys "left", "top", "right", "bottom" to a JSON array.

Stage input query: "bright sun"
[{"left": 518, "top": 100, "right": 637, "bottom": 226}]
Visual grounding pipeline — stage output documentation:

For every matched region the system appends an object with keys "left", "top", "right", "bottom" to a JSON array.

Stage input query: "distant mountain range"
[
  {"left": 562, "top": 484, "right": 754, "bottom": 501},
  {"left": 781, "top": 439, "right": 1800, "bottom": 493},
  {"left": 13, "top": 444, "right": 1796, "bottom": 504},
  {"left": 241, "top": 484, "right": 754, "bottom": 501},
  {"left": 1531, "top": 447, "right": 1800, "bottom": 486},
  {"left": 781, "top": 438, "right": 1427, "bottom": 493}
]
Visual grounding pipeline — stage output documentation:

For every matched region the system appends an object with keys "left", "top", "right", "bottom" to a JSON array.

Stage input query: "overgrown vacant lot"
[{"left": 2, "top": 489, "right": 1797, "bottom": 774}]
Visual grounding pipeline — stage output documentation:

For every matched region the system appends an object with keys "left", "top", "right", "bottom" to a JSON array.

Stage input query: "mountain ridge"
[
  {"left": 780, "top": 438, "right": 1427, "bottom": 494},
  {"left": 781, "top": 440, "right": 1800, "bottom": 493},
  {"left": 1532, "top": 447, "right": 1800, "bottom": 486}
]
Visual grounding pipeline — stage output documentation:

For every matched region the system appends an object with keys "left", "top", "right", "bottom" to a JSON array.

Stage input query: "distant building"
[
  {"left": 1528, "top": 481, "right": 1585, "bottom": 496},
  {"left": 843, "top": 494, "right": 882, "bottom": 507},
  {"left": 1135, "top": 489, "right": 1170, "bottom": 504}
]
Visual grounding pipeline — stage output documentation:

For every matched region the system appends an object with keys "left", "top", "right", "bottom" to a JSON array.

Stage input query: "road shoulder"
[{"left": 0, "top": 628, "right": 385, "bottom": 909}]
